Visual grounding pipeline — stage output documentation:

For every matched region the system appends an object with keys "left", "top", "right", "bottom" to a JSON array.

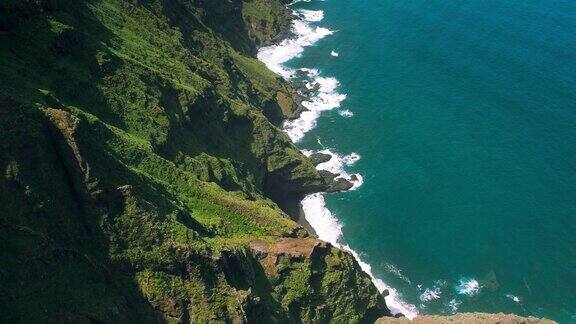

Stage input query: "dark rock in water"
[
  {"left": 382, "top": 289, "right": 390, "bottom": 297},
  {"left": 319, "top": 170, "right": 338, "bottom": 183},
  {"left": 306, "top": 83, "right": 321, "bottom": 95},
  {"left": 318, "top": 170, "right": 354, "bottom": 192},
  {"left": 294, "top": 69, "right": 309, "bottom": 77},
  {"left": 309, "top": 152, "right": 332, "bottom": 166},
  {"left": 290, "top": 102, "right": 307, "bottom": 119},
  {"left": 327, "top": 178, "right": 354, "bottom": 192},
  {"left": 298, "top": 82, "right": 321, "bottom": 97},
  {"left": 350, "top": 174, "right": 359, "bottom": 182},
  {"left": 394, "top": 313, "right": 405, "bottom": 318}
]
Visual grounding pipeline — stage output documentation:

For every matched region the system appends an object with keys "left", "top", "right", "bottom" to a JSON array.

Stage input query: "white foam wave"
[
  {"left": 446, "top": 298, "right": 461, "bottom": 313},
  {"left": 420, "top": 287, "right": 442, "bottom": 302},
  {"left": 257, "top": 12, "right": 342, "bottom": 142},
  {"left": 302, "top": 77, "right": 347, "bottom": 112},
  {"left": 299, "top": 67, "right": 319, "bottom": 78},
  {"left": 419, "top": 279, "right": 446, "bottom": 302},
  {"left": 339, "top": 109, "right": 354, "bottom": 117},
  {"left": 258, "top": 3, "right": 416, "bottom": 319},
  {"left": 386, "top": 264, "right": 412, "bottom": 285},
  {"left": 331, "top": 50, "right": 339, "bottom": 57},
  {"left": 343, "top": 245, "right": 418, "bottom": 319},
  {"left": 301, "top": 193, "right": 343, "bottom": 243},
  {"left": 301, "top": 193, "right": 417, "bottom": 319},
  {"left": 284, "top": 77, "right": 347, "bottom": 142},
  {"left": 257, "top": 19, "right": 333, "bottom": 78},
  {"left": 455, "top": 278, "right": 482, "bottom": 296},
  {"left": 313, "top": 149, "right": 362, "bottom": 189},
  {"left": 505, "top": 293, "right": 521, "bottom": 304},
  {"left": 298, "top": 9, "right": 324, "bottom": 22}
]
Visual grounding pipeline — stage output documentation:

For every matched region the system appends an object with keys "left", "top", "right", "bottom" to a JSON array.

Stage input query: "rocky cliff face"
[
  {"left": 376, "top": 313, "right": 556, "bottom": 324},
  {"left": 0, "top": 0, "right": 389, "bottom": 322}
]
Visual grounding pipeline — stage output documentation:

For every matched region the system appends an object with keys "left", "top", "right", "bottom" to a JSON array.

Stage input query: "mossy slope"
[{"left": 0, "top": 0, "right": 389, "bottom": 322}]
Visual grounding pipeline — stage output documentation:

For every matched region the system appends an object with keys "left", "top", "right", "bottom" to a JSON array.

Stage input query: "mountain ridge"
[{"left": 0, "top": 0, "right": 389, "bottom": 322}]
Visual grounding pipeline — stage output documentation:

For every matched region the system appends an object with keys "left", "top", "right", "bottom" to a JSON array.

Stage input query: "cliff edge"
[
  {"left": 0, "top": 0, "right": 388, "bottom": 322},
  {"left": 377, "top": 312, "right": 556, "bottom": 324}
]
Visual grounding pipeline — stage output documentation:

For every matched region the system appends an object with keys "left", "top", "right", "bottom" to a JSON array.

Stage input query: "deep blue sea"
[{"left": 258, "top": 0, "right": 576, "bottom": 322}]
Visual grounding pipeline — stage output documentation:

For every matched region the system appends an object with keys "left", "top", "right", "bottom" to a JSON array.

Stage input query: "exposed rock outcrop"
[
  {"left": 249, "top": 238, "right": 391, "bottom": 322},
  {"left": 377, "top": 312, "right": 556, "bottom": 324},
  {"left": 309, "top": 152, "right": 332, "bottom": 166}
]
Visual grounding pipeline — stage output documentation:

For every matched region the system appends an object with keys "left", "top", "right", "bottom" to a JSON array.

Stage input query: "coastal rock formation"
[
  {"left": 318, "top": 169, "right": 355, "bottom": 192},
  {"left": 247, "top": 238, "right": 390, "bottom": 322},
  {"left": 309, "top": 152, "right": 333, "bottom": 166},
  {"left": 326, "top": 178, "right": 355, "bottom": 192},
  {"left": 376, "top": 312, "right": 557, "bottom": 324}
]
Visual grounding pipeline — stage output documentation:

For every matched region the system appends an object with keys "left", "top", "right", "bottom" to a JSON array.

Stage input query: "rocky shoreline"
[
  {"left": 252, "top": 4, "right": 359, "bottom": 220},
  {"left": 256, "top": 1, "right": 558, "bottom": 323}
]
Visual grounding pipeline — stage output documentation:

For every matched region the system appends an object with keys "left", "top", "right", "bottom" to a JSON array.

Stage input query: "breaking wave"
[
  {"left": 455, "top": 278, "right": 482, "bottom": 296},
  {"left": 257, "top": 2, "right": 417, "bottom": 319}
]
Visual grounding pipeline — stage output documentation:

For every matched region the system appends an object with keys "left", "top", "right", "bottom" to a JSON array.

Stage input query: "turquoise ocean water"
[{"left": 259, "top": 0, "right": 576, "bottom": 322}]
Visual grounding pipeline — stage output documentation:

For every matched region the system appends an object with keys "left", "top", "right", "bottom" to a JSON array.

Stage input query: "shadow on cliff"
[{"left": 0, "top": 0, "right": 172, "bottom": 320}]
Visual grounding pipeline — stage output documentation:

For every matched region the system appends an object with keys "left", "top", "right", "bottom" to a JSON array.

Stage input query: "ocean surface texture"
[{"left": 258, "top": 0, "right": 576, "bottom": 322}]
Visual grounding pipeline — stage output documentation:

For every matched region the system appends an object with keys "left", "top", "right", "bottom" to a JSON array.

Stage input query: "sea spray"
[
  {"left": 455, "top": 278, "right": 482, "bottom": 296},
  {"left": 299, "top": 9, "right": 324, "bottom": 22},
  {"left": 300, "top": 150, "right": 416, "bottom": 318},
  {"left": 284, "top": 76, "right": 347, "bottom": 142},
  {"left": 257, "top": 15, "right": 333, "bottom": 78},
  {"left": 420, "top": 287, "right": 442, "bottom": 303},
  {"left": 257, "top": 8, "right": 344, "bottom": 142},
  {"left": 303, "top": 149, "right": 363, "bottom": 189},
  {"left": 506, "top": 294, "right": 521, "bottom": 304},
  {"left": 257, "top": 2, "right": 417, "bottom": 319},
  {"left": 300, "top": 191, "right": 417, "bottom": 318},
  {"left": 446, "top": 299, "right": 462, "bottom": 314},
  {"left": 339, "top": 109, "right": 354, "bottom": 117}
]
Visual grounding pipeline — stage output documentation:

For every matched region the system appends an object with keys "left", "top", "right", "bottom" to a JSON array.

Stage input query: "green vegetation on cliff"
[{"left": 0, "top": 0, "right": 389, "bottom": 322}]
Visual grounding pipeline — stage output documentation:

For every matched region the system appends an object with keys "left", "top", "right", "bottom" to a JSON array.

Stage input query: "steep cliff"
[
  {"left": 0, "top": 0, "right": 390, "bottom": 322},
  {"left": 376, "top": 313, "right": 556, "bottom": 324}
]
